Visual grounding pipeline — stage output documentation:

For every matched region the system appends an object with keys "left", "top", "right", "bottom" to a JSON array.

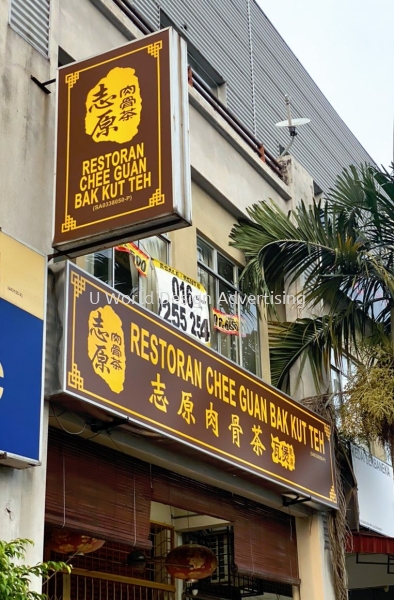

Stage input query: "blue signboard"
[{"left": 0, "top": 298, "right": 44, "bottom": 464}]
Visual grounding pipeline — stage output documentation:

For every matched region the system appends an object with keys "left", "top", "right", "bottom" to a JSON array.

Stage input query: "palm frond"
[
  {"left": 269, "top": 307, "right": 388, "bottom": 390},
  {"left": 231, "top": 162, "right": 394, "bottom": 388}
]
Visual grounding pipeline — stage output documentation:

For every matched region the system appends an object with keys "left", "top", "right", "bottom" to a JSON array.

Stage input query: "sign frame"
[
  {"left": 53, "top": 28, "right": 191, "bottom": 254},
  {"left": 49, "top": 262, "right": 338, "bottom": 509}
]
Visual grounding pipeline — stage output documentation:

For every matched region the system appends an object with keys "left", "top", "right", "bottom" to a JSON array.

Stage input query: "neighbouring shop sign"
[
  {"left": 350, "top": 443, "right": 394, "bottom": 537},
  {"left": 55, "top": 263, "right": 337, "bottom": 507},
  {"left": 0, "top": 232, "right": 46, "bottom": 467},
  {"left": 53, "top": 28, "right": 191, "bottom": 253}
]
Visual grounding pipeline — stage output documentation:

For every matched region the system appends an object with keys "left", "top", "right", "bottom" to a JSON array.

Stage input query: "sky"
[{"left": 256, "top": 0, "right": 394, "bottom": 168}]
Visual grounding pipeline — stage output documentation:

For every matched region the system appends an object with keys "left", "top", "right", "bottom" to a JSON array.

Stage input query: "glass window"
[
  {"left": 197, "top": 238, "right": 213, "bottom": 268},
  {"left": 330, "top": 352, "right": 357, "bottom": 428},
  {"left": 197, "top": 236, "right": 261, "bottom": 376},
  {"left": 79, "top": 236, "right": 169, "bottom": 314},
  {"left": 218, "top": 253, "right": 235, "bottom": 285},
  {"left": 89, "top": 249, "right": 113, "bottom": 286}
]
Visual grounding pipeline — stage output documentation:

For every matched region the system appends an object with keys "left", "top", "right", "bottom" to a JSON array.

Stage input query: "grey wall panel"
[
  {"left": 249, "top": 0, "right": 374, "bottom": 190},
  {"left": 159, "top": 0, "right": 255, "bottom": 130},
  {"left": 119, "top": 0, "right": 376, "bottom": 192},
  {"left": 254, "top": 2, "right": 370, "bottom": 172},
  {"left": 131, "top": 0, "right": 160, "bottom": 29}
]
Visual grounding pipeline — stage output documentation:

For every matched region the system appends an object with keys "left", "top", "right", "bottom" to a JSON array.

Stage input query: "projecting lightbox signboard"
[
  {"left": 53, "top": 28, "right": 191, "bottom": 253},
  {"left": 49, "top": 262, "right": 338, "bottom": 509},
  {"left": 351, "top": 443, "right": 394, "bottom": 537}
]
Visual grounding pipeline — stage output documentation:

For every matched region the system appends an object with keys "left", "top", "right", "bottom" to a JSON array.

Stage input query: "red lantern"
[
  {"left": 48, "top": 529, "right": 105, "bottom": 555},
  {"left": 165, "top": 544, "right": 217, "bottom": 582}
]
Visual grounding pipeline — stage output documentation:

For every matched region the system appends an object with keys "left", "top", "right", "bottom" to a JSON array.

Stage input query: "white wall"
[
  {"left": 0, "top": 409, "right": 49, "bottom": 591},
  {"left": 347, "top": 554, "right": 394, "bottom": 590},
  {"left": 0, "top": 1, "right": 58, "bottom": 254},
  {"left": 58, "top": 0, "right": 140, "bottom": 61}
]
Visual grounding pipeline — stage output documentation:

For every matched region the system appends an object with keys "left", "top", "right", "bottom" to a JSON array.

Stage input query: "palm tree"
[
  {"left": 231, "top": 164, "right": 394, "bottom": 599},
  {"left": 230, "top": 163, "right": 394, "bottom": 464},
  {"left": 230, "top": 163, "right": 394, "bottom": 392},
  {"left": 231, "top": 163, "right": 394, "bottom": 600}
]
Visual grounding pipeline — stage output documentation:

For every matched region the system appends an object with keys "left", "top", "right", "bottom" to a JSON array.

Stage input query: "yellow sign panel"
[{"left": 0, "top": 232, "right": 46, "bottom": 320}]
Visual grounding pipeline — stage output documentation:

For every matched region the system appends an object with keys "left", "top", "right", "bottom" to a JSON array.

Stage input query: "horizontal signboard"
[
  {"left": 58, "top": 263, "right": 337, "bottom": 507},
  {"left": 53, "top": 28, "right": 191, "bottom": 253}
]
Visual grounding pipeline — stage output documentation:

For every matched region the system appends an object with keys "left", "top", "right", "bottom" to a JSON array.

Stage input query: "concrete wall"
[
  {"left": 0, "top": 0, "right": 57, "bottom": 255},
  {"left": 58, "top": 0, "right": 141, "bottom": 62},
  {"left": 347, "top": 554, "right": 394, "bottom": 590},
  {"left": 278, "top": 155, "right": 324, "bottom": 401},
  {"left": 296, "top": 515, "right": 336, "bottom": 600},
  {"left": 0, "top": 409, "right": 49, "bottom": 590}
]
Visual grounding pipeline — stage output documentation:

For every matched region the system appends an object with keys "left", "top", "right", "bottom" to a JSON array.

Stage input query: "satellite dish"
[
  {"left": 275, "top": 117, "right": 310, "bottom": 128},
  {"left": 275, "top": 95, "right": 311, "bottom": 157}
]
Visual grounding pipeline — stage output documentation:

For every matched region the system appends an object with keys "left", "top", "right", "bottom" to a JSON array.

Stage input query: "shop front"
[
  {"left": 45, "top": 262, "right": 338, "bottom": 600},
  {"left": 43, "top": 427, "right": 299, "bottom": 600}
]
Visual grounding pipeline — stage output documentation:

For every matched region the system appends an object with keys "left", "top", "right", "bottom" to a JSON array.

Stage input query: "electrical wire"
[{"left": 50, "top": 406, "right": 87, "bottom": 435}]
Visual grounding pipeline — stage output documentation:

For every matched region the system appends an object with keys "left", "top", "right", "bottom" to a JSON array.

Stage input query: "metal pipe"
[
  {"left": 112, "top": 0, "right": 154, "bottom": 35},
  {"left": 192, "top": 70, "right": 282, "bottom": 170},
  {"left": 193, "top": 79, "right": 283, "bottom": 179},
  {"left": 110, "top": 0, "right": 282, "bottom": 179},
  {"left": 285, "top": 94, "right": 292, "bottom": 128}
]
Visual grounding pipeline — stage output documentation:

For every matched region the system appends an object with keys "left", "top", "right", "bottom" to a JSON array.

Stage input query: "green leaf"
[
  {"left": 0, "top": 539, "right": 71, "bottom": 600},
  {"left": 230, "top": 162, "right": 394, "bottom": 389}
]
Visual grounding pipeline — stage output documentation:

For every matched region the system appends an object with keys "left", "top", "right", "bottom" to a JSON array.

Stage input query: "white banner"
[
  {"left": 153, "top": 260, "right": 210, "bottom": 345},
  {"left": 351, "top": 443, "right": 394, "bottom": 537}
]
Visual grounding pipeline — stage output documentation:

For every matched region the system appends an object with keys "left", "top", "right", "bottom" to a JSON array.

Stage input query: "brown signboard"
[
  {"left": 53, "top": 29, "right": 191, "bottom": 253},
  {"left": 62, "top": 263, "right": 337, "bottom": 508}
]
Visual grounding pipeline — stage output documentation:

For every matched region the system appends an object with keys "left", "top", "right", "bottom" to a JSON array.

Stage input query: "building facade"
[{"left": 0, "top": 1, "right": 389, "bottom": 599}]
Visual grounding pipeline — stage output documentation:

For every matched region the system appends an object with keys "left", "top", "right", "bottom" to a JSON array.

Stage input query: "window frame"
[
  {"left": 197, "top": 235, "right": 261, "bottom": 376},
  {"left": 80, "top": 234, "right": 170, "bottom": 309}
]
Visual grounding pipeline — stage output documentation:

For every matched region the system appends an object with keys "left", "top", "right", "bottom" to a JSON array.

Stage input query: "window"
[
  {"left": 330, "top": 354, "right": 352, "bottom": 412},
  {"left": 330, "top": 352, "right": 360, "bottom": 435},
  {"left": 58, "top": 47, "right": 74, "bottom": 67},
  {"left": 79, "top": 235, "right": 169, "bottom": 313},
  {"left": 197, "top": 236, "right": 260, "bottom": 375},
  {"left": 10, "top": 0, "right": 50, "bottom": 57}
]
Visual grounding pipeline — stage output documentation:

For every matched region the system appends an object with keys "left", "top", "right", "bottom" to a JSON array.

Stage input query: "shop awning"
[{"left": 347, "top": 532, "right": 394, "bottom": 555}]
